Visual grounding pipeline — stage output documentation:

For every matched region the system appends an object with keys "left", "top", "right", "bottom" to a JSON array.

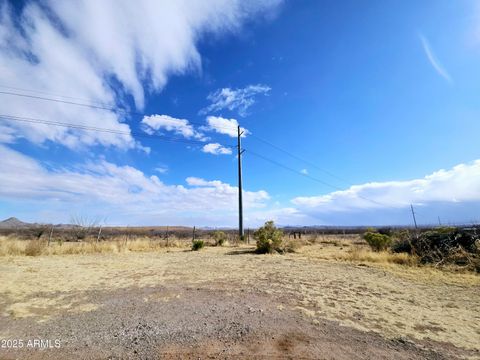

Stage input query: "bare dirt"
[{"left": 0, "top": 243, "right": 479, "bottom": 359}]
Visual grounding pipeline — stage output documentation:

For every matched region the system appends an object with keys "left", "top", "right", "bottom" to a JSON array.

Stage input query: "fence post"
[
  {"left": 96, "top": 226, "right": 102, "bottom": 243},
  {"left": 166, "top": 226, "right": 169, "bottom": 247},
  {"left": 48, "top": 225, "right": 54, "bottom": 246},
  {"left": 124, "top": 226, "right": 129, "bottom": 246},
  {"left": 192, "top": 226, "right": 196, "bottom": 242}
]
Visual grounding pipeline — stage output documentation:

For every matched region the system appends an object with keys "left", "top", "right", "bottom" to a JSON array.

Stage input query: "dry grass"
[
  {"left": 0, "top": 245, "right": 478, "bottom": 351},
  {"left": 336, "top": 246, "right": 419, "bottom": 266},
  {"left": 0, "top": 236, "right": 186, "bottom": 257},
  {"left": 297, "top": 235, "right": 418, "bottom": 266}
]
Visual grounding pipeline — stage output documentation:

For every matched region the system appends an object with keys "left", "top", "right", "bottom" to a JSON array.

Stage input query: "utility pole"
[
  {"left": 410, "top": 204, "right": 418, "bottom": 229},
  {"left": 437, "top": 216, "right": 442, "bottom": 226},
  {"left": 237, "top": 125, "right": 245, "bottom": 240}
]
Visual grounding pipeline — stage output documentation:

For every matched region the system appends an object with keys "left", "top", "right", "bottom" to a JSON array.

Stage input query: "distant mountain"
[{"left": 0, "top": 217, "right": 32, "bottom": 228}]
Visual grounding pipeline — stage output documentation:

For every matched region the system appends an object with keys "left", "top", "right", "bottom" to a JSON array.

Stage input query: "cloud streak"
[
  {"left": 419, "top": 34, "right": 452, "bottom": 83},
  {"left": 201, "top": 84, "right": 271, "bottom": 117}
]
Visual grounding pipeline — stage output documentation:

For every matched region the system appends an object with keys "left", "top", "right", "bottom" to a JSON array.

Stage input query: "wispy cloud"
[
  {"left": 202, "top": 116, "right": 249, "bottom": 138},
  {"left": 202, "top": 143, "right": 232, "bottom": 155},
  {"left": 154, "top": 166, "right": 168, "bottom": 174},
  {"left": 141, "top": 114, "right": 206, "bottom": 140},
  {"left": 419, "top": 34, "right": 452, "bottom": 83},
  {"left": 201, "top": 84, "right": 271, "bottom": 117},
  {"left": 0, "top": 1, "right": 281, "bottom": 150}
]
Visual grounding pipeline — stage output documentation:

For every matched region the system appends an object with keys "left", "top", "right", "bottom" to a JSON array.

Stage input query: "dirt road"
[{"left": 0, "top": 245, "right": 478, "bottom": 359}]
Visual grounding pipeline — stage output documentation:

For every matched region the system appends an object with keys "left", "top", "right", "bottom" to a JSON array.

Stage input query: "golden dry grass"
[
  {"left": 0, "top": 244, "right": 478, "bottom": 351},
  {"left": 0, "top": 236, "right": 186, "bottom": 257},
  {"left": 325, "top": 245, "right": 419, "bottom": 266}
]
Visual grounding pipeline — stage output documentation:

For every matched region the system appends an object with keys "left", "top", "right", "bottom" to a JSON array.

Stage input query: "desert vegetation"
[
  {"left": 1, "top": 233, "right": 478, "bottom": 359},
  {"left": 1, "top": 220, "right": 479, "bottom": 274},
  {"left": 0, "top": 219, "right": 479, "bottom": 359},
  {"left": 360, "top": 227, "right": 480, "bottom": 272}
]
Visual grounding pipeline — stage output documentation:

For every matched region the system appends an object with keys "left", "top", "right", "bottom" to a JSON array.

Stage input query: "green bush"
[
  {"left": 363, "top": 231, "right": 391, "bottom": 251},
  {"left": 254, "top": 221, "right": 284, "bottom": 254},
  {"left": 213, "top": 231, "right": 227, "bottom": 246},
  {"left": 191, "top": 240, "right": 205, "bottom": 251}
]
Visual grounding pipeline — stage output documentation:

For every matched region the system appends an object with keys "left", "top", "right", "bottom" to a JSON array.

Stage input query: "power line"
[
  {"left": 246, "top": 149, "right": 345, "bottom": 191},
  {"left": 0, "top": 84, "right": 114, "bottom": 108},
  {"left": 0, "top": 114, "right": 236, "bottom": 148},
  {"left": 249, "top": 133, "right": 352, "bottom": 186},
  {"left": 0, "top": 90, "right": 126, "bottom": 114},
  {"left": 245, "top": 148, "right": 400, "bottom": 210},
  {"left": 0, "top": 89, "right": 240, "bottom": 131}
]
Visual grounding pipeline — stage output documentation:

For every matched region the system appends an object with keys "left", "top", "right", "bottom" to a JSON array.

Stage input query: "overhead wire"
[
  {"left": 245, "top": 148, "right": 402, "bottom": 210},
  {"left": 249, "top": 133, "right": 352, "bottom": 186},
  {"left": 0, "top": 114, "right": 236, "bottom": 148},
  {"left": 0, "top": 84, "right": 115, "bottom": 108},
  {"left": 0, "top": 87, "right": 418, "bottom": 215},
  {"left": 0, "top": 89, "right": 240, "bottom": 131}
]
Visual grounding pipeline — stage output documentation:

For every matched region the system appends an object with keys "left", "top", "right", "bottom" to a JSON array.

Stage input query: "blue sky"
[{"left": 0, "top": 0, "right": 479, "bottom": 227}]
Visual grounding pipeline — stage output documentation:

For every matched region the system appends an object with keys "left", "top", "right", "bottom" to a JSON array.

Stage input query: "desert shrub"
[
  {"left": 410, "top": 228, "right": 479, "bottom": 270},
  {"left": 0, "top": 237, "right": 25, "bottom": 256},
  {"left": 363, "top": 231, "right": 391, "bottom": 251},
  {"left": 254, "top": 221, "right": 284, "bottom": 254},
  {"left": 25, "top": 240, "right": 46, "bottom": 256},
  {"left": 213, "top": 231, "right": 227, "bottom": 246},
  {"left": 391, "top": 238, "right": 412, "bottom": 253},
  {"left": 191, "top": 240, "right": 205, "bottom": 251},
  {"left": 283, "top": 238, "right": 305, "bottom": 253}
]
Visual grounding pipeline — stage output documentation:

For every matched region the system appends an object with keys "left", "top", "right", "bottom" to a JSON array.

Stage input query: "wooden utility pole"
[
  {"left": 237, "top": 125, "right": 245, "bottom": 240},
  {"left": 410, "top": 204, "right": 418, "bottom": 229}
]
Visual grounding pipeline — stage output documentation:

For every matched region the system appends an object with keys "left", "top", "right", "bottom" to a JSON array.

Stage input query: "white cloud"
[
  {"left": 203, "top": 116, "right": 249, "bottom": 138},
  {"left": 292, "top": 160, "right": 480, "bottom": 212},
  {"left": 202, "top": 142, "right": 232, "bottom": 155},
  {"left": 141, "top": 114, "right": 205, "bottom": 140},
  {"left": 0, "top": 145, "right": 270, "bottom": 224},
  {"left": 201, "top": 84, "right": 271, "bottom": 116},
  {"left": 300, "top": 168, "right": 308, "bottom": 175},
  {"left": 0, "top": 1, "right": 281, "bottom": 150},
  {"left": 154, "top": 166, "right": 168, "bottom": 174},
  {"left": 419, "top": 34, "right": 452, "bottom": 83},
  {"left": 186, "top": 177, "right": 223, "bottom": 187}
]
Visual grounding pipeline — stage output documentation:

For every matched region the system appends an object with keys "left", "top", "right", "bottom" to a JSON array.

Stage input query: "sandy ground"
[{"left": 0, "top": 243, "right": 479, "bottom": 359}]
